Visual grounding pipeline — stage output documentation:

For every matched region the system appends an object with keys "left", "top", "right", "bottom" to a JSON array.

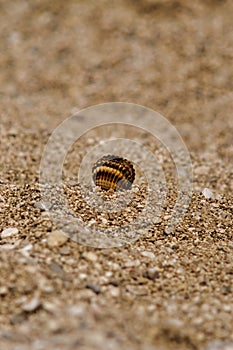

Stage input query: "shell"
[{"left": 92, "top": 155, "right": 135, "bottom": 191}]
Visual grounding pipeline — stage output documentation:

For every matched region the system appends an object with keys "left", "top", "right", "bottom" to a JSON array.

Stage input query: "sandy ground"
[{"left": 0, "top": 1, "right": 233, "bottom": 349}]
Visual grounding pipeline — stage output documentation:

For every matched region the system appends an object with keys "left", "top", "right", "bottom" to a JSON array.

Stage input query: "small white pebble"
[
  {"left": 1, "top": 227, "right": 19, "bottom": 238},
  {"left": 83, "top": 252, "right": 98, "bottom": 262},
  {"left": 47, "top": 320, "right": 61, "bottom": 332},
  {"left": 105, "top": 271, "right": 113, "bottom": 278},
  {"left": 0, "top": 196, "right": 5, "bottom": 203},
  {"left": 202, "top": 188, "right": 214, "bottom": 199},
  {"left": 34, "top": 200, "right": 52, "bottom": 210},
  {"left": 124, "top": 259, "right": 141, "bottom": 267},
  {"left": 68, "top": 305, "right": 85, "bottom": 316},
  {"left": 111, "top": 263, "right": 120, "bottom": 271},
  {"left": 0, "top": 286, "right": 8, "bottom": 295},
  {"left": 109, "top": 286, "right": 120, "bottom": 297},
  {"left": 47, "top": 230, "right": 68, "bottom": 248},
  {"left": 20, "top": 244, "right": 33, "bottom": 257},
  {"left": 147, "top": 304, "right": 156, "bottom": 312},
  {"left": 141, "top": 251, "right": 155, "bottom": 259},
  {"left": 66, "top": 258, "right": 76, "bottom": 265},
  {"left": 88, "top": 219, "right": 96, "bottom": 226},
  {"left": 204, "top": 340, "right": 233, "bottom": 350},
  {"left": 20, "top": 244, "right": 33, "bottom": 252},
  {"left": 0, "top": 244, "right": 16, "bottom": 250},
  {"left": 22, "top": 295, "right": 40, "bottom": 312},
  {"left": 222, "top": 304, "right": 231, "bottom": 312}
]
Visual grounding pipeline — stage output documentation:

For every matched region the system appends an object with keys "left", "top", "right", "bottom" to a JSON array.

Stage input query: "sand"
[{"left": 0, "top": 1, "right": 232, "bottom": 349}]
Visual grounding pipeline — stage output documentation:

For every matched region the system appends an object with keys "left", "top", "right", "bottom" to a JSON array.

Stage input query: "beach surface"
[{"left": 0, "top": 1, "right": 232, "bottom": 349}]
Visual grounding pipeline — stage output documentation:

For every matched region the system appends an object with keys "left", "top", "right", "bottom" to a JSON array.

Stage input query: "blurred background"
[{"left": 1, "top": 0, "right": 232, "bottom": 151}]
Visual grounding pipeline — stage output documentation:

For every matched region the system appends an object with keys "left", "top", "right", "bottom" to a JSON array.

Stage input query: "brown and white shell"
[{"left": 92, "top": 155, "right": 135, "bottom": 191}]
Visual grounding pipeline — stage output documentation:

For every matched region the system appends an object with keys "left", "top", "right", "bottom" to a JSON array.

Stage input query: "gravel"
[
  {"left": 0, "top": 1, "right": 233, "bottom": 350},
  {"left": 1, "top": 227, "right": 19, "bottom": 238},
  {"left": 202, "top": 188, "right": 214, "bottom": 199}
]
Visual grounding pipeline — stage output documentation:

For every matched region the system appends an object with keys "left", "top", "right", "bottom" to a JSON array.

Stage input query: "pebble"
[
  {"left": 38, "top": 280, "right": 54, "bottom": 293},
  {"left": 21, "top": 295, "right": 40, "bottom": 312},
  {"left": 108, "top": 286, "right": 120, "bottom": 297},
  {"left": 59, "top": 246, "right": 70, "bottom": 255},
  {"left": 147, "top": 304, "right": 156, "bottom": 312},
  {"left": 34, "top": 200, "right": 53, "bottom": 210},
  {"left": 66, "top": 180, "right": 77, "bottom": 186},
  {"left": 83, "top": 251, "right": 98, "bottom": 262},
  {"left": 68, "top": 305, "right": 85, "bottom": 316},
  {"left": 88, "top": 219, "right": 96, "bottom": 226},
  {"left": 66, "top": 258, "right": 76, "bottom": 266},
  {"left": 49, "top": 262, "right": 65, "bottom": 277},
  {"left": 86, "top": 283, "right": 101, "bottom": 294},
  {"left": 105, "top": 271, "right": 113, "bottom": 278},
  {"left": 205, "top": 341, "right": 233, "bottom": 350},
  {"left": 109, "top": 262, "right": 120, "bottom": 270},
  {"left": 0, "top": 196, "right": 6, "bottom": 206},
  {"left": 143, "top": 268, "right": 160, "bottom": 280},
  {"left": 0, "top": 244, "right": 16, "bottom": 250},
  {"left": 0, "top": 286, "right": 8, "bottom": 295},
  {"left": 126, "top": 285, "right": 148, "bottom": 296},
  {"left": 141, "top": 251, "right": 155, "bottom": 259},
  {"left": 43, "top": 301, "right": 61, "bottom": 313},
  {"left": 47, "top": 319, "right": 61, "bottom": 332},
  {"left": 20, "top": 243, "right": 33, "bottom": 252},
  {"left": 19, "top": 244, "right": 33, "bottom": 257},
  {"left": 1, "top": 227, "right": 19, "bottom": 238},
  {"left": 8, "top": 127, "right": 18, "bottom": 136},
  {"left": 202, "top": 188, "right": 214, "bottom": 199},
  {"left": 124, "top": 259, "right": 141, "bottom": 267},
  {"left": 47, "top": 230, "right": 68, "bottom": 248}
]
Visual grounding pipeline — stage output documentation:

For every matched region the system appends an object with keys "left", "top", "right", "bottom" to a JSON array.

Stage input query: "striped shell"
[{"left": 92, "top": 155, "right": 135, "bottom": 191}]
